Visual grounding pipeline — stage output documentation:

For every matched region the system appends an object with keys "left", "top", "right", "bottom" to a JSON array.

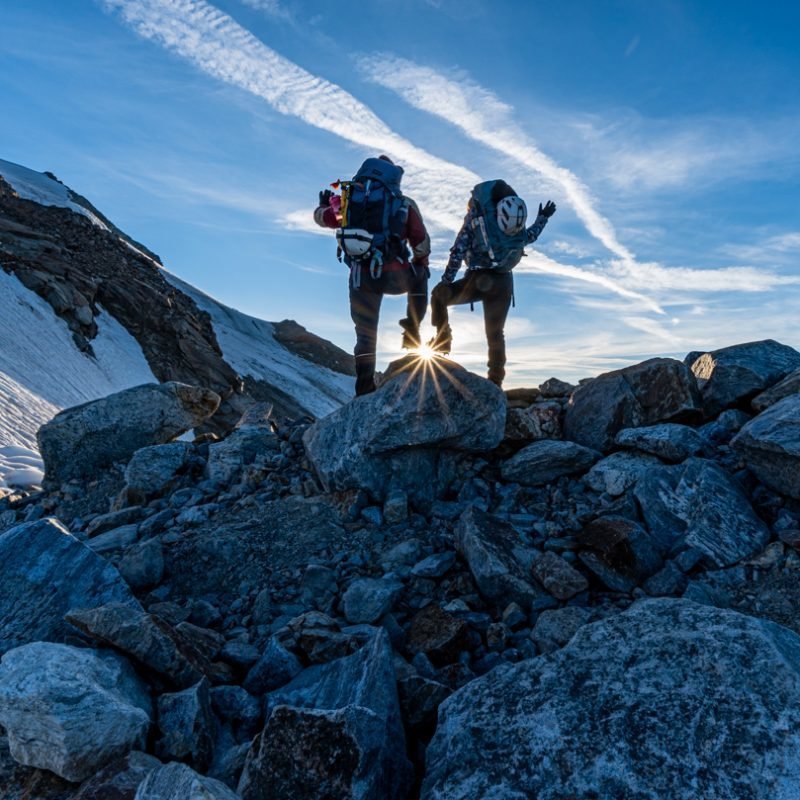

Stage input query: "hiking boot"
[
  {"left": 399, "top": 318, "right": 421, "bottom": 350},
  {"left": 429, "top": 324, "right": 452, "bottom": 355}
]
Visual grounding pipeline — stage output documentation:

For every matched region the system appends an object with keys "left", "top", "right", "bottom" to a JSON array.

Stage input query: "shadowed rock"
[
  {"left": 423, "top": 599, "right": 800, "bottom": 799},
  {"left": 0, "top": 643, "right": 151, "bottom": 783},
  {"left": 564, "top": 358, "right": 701, "bottom": 453},
  {"left": 0, "top": 518, "right": 139, "bottom": 656},
  {"left": 37, "top": 382, "right": 219, "bottom": 486},
  {"left": 689, "top": 339, "right": 800, "bottom": 417}
]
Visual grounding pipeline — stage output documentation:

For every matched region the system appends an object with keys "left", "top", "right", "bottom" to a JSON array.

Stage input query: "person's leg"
[
  {"left": 430, "top": 273, "right": 479, "bottom": 353},
  {"left": 399, "top": 266, "right": 429, "bottom": 349},
  {"left": 481, "top": 273, "right": 514, "bottom": 386},
  {"left": 349, "top": 287, "right": 383, "bottom": 395}
]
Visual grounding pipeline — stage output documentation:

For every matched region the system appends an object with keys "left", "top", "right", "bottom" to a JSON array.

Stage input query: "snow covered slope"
[
  {"left": 167, "top": 274, "right": 353, "bottom": 419},
  {"left": 0, "top": 269, "right": 155, "bottom": 487}
]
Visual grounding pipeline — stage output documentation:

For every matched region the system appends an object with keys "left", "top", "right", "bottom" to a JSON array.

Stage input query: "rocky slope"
[
  {"left": 0, "top": 158, "right": 354, "bottom": 483},
  {"left": 2, "top": 338, "right": 800, "bottom": 798}
]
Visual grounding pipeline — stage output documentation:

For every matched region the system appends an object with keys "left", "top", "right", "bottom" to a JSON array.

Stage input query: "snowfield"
[
  {"left": 0, "top": 268, "right": 155, "bottom": 487},
  {"left": 167, "top": 273, "right": 353, "bottom": 419}
]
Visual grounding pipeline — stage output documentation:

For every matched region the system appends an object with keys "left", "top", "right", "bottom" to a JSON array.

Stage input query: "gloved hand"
[
  {"left": 319, "top": 189, "right": 334, "bottom": 207},
  {"left": 538, "top": 200, "right": 556, "bottom": 218}
]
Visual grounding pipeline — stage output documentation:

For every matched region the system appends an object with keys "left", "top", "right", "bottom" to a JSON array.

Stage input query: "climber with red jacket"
[{"left": 314, "top": 155, "right": 431, "bottom": 396}]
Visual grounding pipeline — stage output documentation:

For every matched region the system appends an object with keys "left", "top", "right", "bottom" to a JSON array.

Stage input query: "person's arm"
[
  {"left": 441, "top": 206, "right": 474, "bottom": 283},
  {"left": 526, "top": 200, "right": 556, "bottom": 245},
  {"left": 313, "top": 189, "right": 341, "bottom": 229},
  {"left": 405, "top": 198, "right": 431, "bottom": 268}
]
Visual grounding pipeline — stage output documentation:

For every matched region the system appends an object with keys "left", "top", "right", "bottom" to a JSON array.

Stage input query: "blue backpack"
[
  {"left": 337, "top": 158, "right": 410, "bottom": 268},
  {"left": 466, "top": 180, "right": 527, "bottom": 272}
]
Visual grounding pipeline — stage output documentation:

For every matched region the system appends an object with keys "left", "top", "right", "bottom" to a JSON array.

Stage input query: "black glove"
[
  {"left": 319, "top": 189, "right": 334, "bottom": 207},
  {"left": 538, "top": 200, "right": 556, "bottom": 218}
]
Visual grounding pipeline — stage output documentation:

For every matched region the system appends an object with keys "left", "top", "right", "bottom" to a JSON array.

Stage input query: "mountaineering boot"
[
  {"left": 399, "top": 317, "right": 421, "bottom": 350},
  {"left": 429, "top": 323, "right": 452, "bottom": 355}
]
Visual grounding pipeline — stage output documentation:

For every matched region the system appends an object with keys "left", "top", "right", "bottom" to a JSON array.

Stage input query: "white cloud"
[
  {"left": 360, "top": 53, "right": 637, "bottom": 263},
  {"left": 102, "top": 0, "right": 478, "bottom": 234},
  {"left": 719, "top": 232, "right": 800, "bottom": 264},
  {"left": 238, "top": 0, "right": 289, "bottom": 18}
]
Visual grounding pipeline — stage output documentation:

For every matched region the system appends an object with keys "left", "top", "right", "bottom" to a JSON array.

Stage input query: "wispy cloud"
[
  {"left": 101, "top": 0, "right": 477, "bottom": 233},
  {"left": 360, "top": 53, "right": 637, "bottom": 263},
  {"left": 719, "top": 232, "right": 800, "bottom": 265},
  {"left": 238, "top": 0, "right": 290, "bottom": 20}
]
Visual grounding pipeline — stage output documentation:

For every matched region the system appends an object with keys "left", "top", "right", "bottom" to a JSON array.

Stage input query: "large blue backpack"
[
  {"left": 466, "top": 180, "right": 527, "bottom": 272},
  {"left": 337, "top": 158, "right": 410, "bottom": 268}
]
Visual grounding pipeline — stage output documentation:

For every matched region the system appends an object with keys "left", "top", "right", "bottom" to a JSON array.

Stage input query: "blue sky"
[{"left": 1, "top": 0, "right": 799, "bottom": 387}]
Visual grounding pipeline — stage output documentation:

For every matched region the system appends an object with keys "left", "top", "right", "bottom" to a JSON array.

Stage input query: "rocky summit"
[{"left": 4, "top": 337, "right": 800, "bottom": 799}]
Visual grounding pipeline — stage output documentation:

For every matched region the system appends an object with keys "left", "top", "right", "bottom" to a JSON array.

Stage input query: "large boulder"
[
  {"left": 155, "top": 679, "right": 215, "bottom": 771},
  {"left": 423, "top": 599, "right": 800, "bottom": 799},
  {"left": 238, "top": 629, "right": 411, "bottom": 800},
  {"left": 124, "top": 442, "right": 195, "bottom": 499},
  {"left": 73, "top": 751, "right": 162, "bottom": 800},
  {"left": 0, "top": 642, "right": 151, "bottom": 783},
  {"left": 732, "top": 394, "right": 800, "bottom": 499},
  {"left": 584, "top": 451, "right": 662, "bottom": 496},
  {"left": 634, "top": 458, "right": 769, "bottom": 567},
  {"left": 205, "top": 423, "right": 280, "bottom": 485},
  {"left": 455, "top": 507, "right": 543, "bottom": 610},
  {"left": 563, "top": 358, "right": 701, "bottom": 452},
  {"left": 303, "top": 358, "right": 505, "bottom": 503},
  {"left": 0, "top": 518, "right": 140, "bottom": 656},
  {"left": 37, "top": 382, "right": 220, "bottom": 486},
  {"left": 501, "top": 439, "right": 600, "bottom": 486},
  {"left": 689, "top": 339, "right": 800, "bottom": 417},
  {"left": 65, "top": 603, "right": 209, "bottom": 689}
]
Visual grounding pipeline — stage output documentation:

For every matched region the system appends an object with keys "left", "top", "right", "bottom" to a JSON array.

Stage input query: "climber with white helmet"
[{"left": 430, "top": 180, "right": 556, "bottom": 387}]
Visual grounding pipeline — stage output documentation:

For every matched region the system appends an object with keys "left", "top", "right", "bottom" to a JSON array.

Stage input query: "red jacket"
[{"left": 314, "top": 195, "right": 431, "bottom": 272}]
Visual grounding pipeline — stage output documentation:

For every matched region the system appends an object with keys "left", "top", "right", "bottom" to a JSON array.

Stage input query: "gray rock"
[
  {"left": 210, "top": 685, "right": 262, "bottom": 740},
  {"left": 584, "top": 451, "right": 662, "bottom": 496},
  {"left": 206, "top": 424, "right": 279, "bottom": 485},
  {"left": 219, "top": 640, "right": 260, "bottom": 668},
  {"left": 342, "top": 577, "right": 403, "bottom": 624},
  {"left": 615, "top": 423, "right": 704, "bottom": 463},
  {"left": 300, "top": 564, "right": 338, "bottom": 612},
  {"left": 73, "top": 751, "right": 161, "bottom": 800},
  {"left": 243, "top": 637, "right": 303, "bottom": 695},
  {"left": 634, "top": 457, "right": 770, "bottom": 566},
  {"left": 538, "top": 377, "right": 575, "bottom": 397},
  {"left": 501, "top": 439, "right": 600, "bottom": 486},
  {"left": 732, "top": 394, "right": 800, "bottom": 499},
  {"left": 643, "top": 561, "right": 688, "bottom": 596},
  {"left": 286, "top": 611, "right": 358, "bottom": 664},
  {"left": 382, "top": 490, "right": 409, "bottom": 525},
  {"left": 239, "top": 629, "right": 411, "bottom": 800},
  {"left": 0, "top": 518, "right": 139, "bottom": 656},
  {"left": 87, "top": 524, "right": 140, "bottom": 554},
  {"left": 155, "top": 679, "right": 215, "bottom": 771},
  {"left": 125, "top": 443, "right": 195, "bottom": 499},
  {"left": 752, "top": 367, "right": 800, "bottom": 412},
  {"left": 690, "top": 339, "right": 800, "bottom": 417},
  {"left": 455, "top": 507, "right": 542, "bottom": 609},
  {"left": 398, "top": 675, "right": 451, "bottom": 729},
  {"left": 699, "top": 408, "right": 752, "bottom": 444},
  {"left": 37, "top": 382, "right": 220, "bottom": 487},
  {"left": 406, "top": 604, "right": 469, "bottom": 667},
  {"left": 175, "top": 623, "right": 225, "bottom": 662},
  {"left": 564, "top": 358, "right": 701, "bottom": 452},
  {"left": 303, "top": 358, "right": 505, "bottom": 502},
  {"left": 65, "top": 603, "right": 208, "bottom": 689},
  {"left": 411, "top": 551, "right": 456, "bottom": 579},
  {"left": 381, "top": 539, "right": 424, "bottom": 571},
  {"left": 0, "top": 642, "right": 151, "bottom": 782},
  {"left": 577, "top": 516, "right": 662, "bottom": 591},
  {"left": 119, "top": 538, "right": 165, "bottom": 590},
  {"left": 531, "top": 606, "right": 591, "bottom": 653},
  {"left": 503, "top": 401, "right": 562, "bottom": 444},
  {"left": 423, "top": 599, "right": 800, "bottom": 799},
  {"left": 135, "top": 762, "right": 239, "bottom": 800},
  {"left": 531, "top": 552, "right": 588, "bottom": 600},
  {"left": 87, "top": 507, "right": 145, "bottom": 537}
]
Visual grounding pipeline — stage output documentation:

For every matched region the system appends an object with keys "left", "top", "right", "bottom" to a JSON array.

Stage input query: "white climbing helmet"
[
  {"left": 336, "top": 227, "right": 373, "bottom": 258},
  {"left": 496, "top": 196, "right": 527, "bottom": 235}
]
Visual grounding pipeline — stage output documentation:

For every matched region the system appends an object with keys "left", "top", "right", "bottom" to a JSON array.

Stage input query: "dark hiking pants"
[
  {"left": 350, "top": 265, "right": 428, "bottom": 396},
  {"left": 431, "top": 269, "right": 513, "bottom": 386}
]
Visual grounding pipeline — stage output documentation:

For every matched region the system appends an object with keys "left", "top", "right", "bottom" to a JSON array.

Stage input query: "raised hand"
[
  {"left": 319, "top": 189, "right": 334, "bottom": 207},
  {"left": 538, "top": 200, "right": 557, "bottom": 218}
]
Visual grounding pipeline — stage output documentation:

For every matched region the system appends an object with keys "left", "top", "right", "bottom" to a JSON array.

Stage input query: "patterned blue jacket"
[{"left": 442, "top": 204, "right": 550, "bottom": 283}]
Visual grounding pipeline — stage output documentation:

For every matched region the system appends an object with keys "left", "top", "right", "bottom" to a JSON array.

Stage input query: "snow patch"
[
  {"left": 0, "top": 158, "right": 107, "bottom": 228},
  {"left": 0, "top": 268, "right": 156, "bottom": 484},
  {"left": 165, "top": 272, "right": 353, "bottom": 418}
]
